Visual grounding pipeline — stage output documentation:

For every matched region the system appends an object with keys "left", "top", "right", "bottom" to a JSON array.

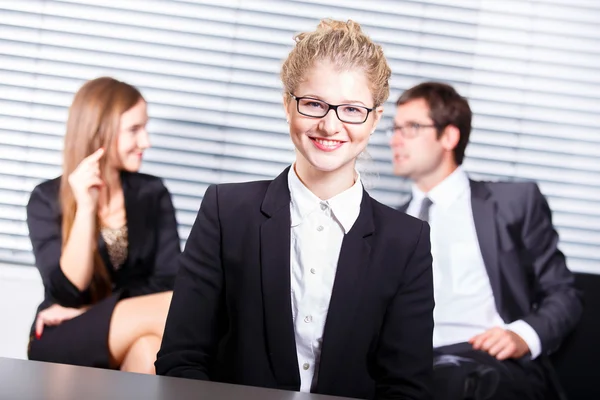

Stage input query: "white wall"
[{"left": 0, "top": 264, "right": 43, "bottom": 359}]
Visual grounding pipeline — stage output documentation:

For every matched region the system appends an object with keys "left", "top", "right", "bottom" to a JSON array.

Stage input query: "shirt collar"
[
  {"left": 410, "top": 166, "right": 470, "bottom": 209},
  {"left": 288, "top": 164, "right": 363, "bottom": 234}
]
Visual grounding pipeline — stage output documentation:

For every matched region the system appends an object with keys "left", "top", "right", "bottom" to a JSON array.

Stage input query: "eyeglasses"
[
  {"left": 289, "top": 93, "right": 374, "bottom": 124},
  {"left": 386, "top": 122, "right": 437, "bottom": 139}
]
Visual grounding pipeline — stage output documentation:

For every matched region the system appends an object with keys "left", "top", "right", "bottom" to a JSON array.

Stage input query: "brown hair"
[
  {"left": 281, "top": 19, "right": 391, "bottom": 108},
  {"left": 60, "top": 77, "right": 143, "bottom": 302},
  {"left": 397, "top": 81, "right": 472, "bottom": 165}
]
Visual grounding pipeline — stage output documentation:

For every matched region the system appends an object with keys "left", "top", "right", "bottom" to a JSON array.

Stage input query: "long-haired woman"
[{"left": 26, "top": 77, "right": 180, "bottom": 374}]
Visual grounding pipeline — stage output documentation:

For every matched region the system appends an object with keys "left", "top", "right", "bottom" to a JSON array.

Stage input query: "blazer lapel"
[
  {"left": 260, "top": 167, "right": 300, "bottom": 390},
  {"left": 122, "top": 171, "right": 145, "bottom": 267},
  {"left": 317, "top": 190, "right": 374, "bottom": 388},
  {"left": 470, "top": 180, "right": 503, "bottom": 313}
]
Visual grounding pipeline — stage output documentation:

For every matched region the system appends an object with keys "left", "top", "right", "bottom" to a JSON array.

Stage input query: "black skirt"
[{"left": 28, "top": 292, "right": 121, "bottom": 369}]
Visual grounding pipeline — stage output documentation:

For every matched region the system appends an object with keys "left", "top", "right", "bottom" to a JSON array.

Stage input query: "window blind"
[{"left": 0, "top": 0, "right": 598, "bottom": 272}]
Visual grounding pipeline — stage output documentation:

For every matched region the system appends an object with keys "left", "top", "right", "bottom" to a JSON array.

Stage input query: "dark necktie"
[{"left": 418, "top": 197, "right": 433, "bottom": 222}]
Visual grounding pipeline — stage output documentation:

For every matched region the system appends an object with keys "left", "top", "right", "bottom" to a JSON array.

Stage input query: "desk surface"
[{"left": 0, "top": 357, "right": 353, "bottom": 400}]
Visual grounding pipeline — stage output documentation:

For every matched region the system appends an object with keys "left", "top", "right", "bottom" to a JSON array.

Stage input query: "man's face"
[{"left": 389, "top": 98, "right": 448, "bottom": 181}]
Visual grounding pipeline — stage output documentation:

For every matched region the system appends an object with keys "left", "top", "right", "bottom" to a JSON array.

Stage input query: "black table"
[{"left": 0, "top": 357, "right": 353, "bottom": 400}]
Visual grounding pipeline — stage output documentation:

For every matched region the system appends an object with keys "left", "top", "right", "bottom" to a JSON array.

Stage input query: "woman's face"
[
  {"left": 284, "top": 61, "right": 383, "bottom": 177},
  {"left": 111, "top": 99, "right": 150, "bottom": 172}
]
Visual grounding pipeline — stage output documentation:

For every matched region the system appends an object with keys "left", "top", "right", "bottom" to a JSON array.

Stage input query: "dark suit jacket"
[
  {"left": 156, "top": 167, "right": 435, "bottom": 400},
  {"left": 26, "top": 171, "right": 181, "bottom": 319},
  {"left": 399, "top": 179, "right": 582, "bottom": 355}
]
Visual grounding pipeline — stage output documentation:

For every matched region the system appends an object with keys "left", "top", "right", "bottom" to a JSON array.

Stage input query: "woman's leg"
[
  {"left": 108, "top": 291, "right": 172, "bottom": 372},
  {"left": 119, "top": 335, "right": 162, "bottom": 374}
]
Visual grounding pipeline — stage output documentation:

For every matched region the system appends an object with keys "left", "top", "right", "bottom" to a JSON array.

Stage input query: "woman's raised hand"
[{"left": 68, "top": 148, "right": 105, "bottom": 211}]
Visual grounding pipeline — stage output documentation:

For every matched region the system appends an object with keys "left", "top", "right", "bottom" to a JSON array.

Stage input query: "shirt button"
[
  {"left": 304, "top": 315, "right": 312, "bottom": 323},
  {"left": 310, "top": 268, "right": 316, "bottom": 274},
  {"left": 303, "top": 363, "right": 310, "bottom": 370},
  {"left": 317, "top": 225, "right": 324, "bottom": 232},
  {"left": 320, "top": 203, "right": 327, "bottom": 211}
]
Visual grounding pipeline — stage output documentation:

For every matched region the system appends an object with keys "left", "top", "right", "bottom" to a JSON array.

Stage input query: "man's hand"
[{"left": 469, "top": 327, "right": 530, "bottom": 360}]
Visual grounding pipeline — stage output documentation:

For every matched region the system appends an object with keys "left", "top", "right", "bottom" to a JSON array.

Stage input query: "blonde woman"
[
  {"left": 26, "top": 77, "right": 179, "bottom": 374},
  {"left": 157, "top": 20, "right": 434, "bottom": 399}
]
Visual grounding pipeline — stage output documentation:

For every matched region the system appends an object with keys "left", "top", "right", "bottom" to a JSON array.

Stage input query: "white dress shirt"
[
  {"left": 287, "top": 165, "right": 363, "bottom": 392},
  {"left": 406, "top": 167, "right": 542, "bottom": 359}
]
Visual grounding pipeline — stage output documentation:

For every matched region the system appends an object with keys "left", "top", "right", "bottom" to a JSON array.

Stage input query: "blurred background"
[{"left": 0, "top": 0, "right": 598, "bottom": 358}]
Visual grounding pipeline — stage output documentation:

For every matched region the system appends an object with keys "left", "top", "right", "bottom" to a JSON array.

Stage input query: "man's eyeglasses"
[
  {"left": 289, "top": 93, "right": 374, "bottom": 124},
  {"left": 386, "top": 122, "right": 437, "bottom": 139}
]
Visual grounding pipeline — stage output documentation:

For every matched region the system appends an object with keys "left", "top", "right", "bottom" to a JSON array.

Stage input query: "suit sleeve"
[
  {"left": 374, "top": 222, "right": 434, "bottom": 400},
  {"left": 519, "top": 183, "right": 582, "bottom": 354},
  {"left": 127, "top": 181, "right": 181, "bottom": 297},
  {"left": 155, "top": 184, "right": 225, "bottom": 380},
  {"left": 26, "top": 184, "right": 88, "bottom": 307}
]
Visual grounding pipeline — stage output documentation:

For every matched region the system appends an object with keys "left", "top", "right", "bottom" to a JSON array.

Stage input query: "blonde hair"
[
  {"left": 60, "top": 77, "right": 143, "bottom": 302},
  {"left": 281, "top": 19, "right": 391, "bottom": 107}
]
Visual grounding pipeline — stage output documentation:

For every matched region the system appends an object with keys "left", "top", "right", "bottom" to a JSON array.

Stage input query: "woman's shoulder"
[
  {"left": 123, "top": 171, "right": 164, "bottom": 186},
  {"left": 212, "top": 179, "right": 272, "bottom": 197},
  {"left": 368, "top": 195, "right": 424, "bottom": 231},
  {"left": 203, "top": 179, "right": 273, "bottom": 212},
  {"left": 206, "top": 167, "right": 289, "bottom": 205},
  {"left": 30, "top": 176, "right": 61, "bottom": 202},
  {"left": 122, "top": 171, "right": 171, "bottom": 198},
  {"left": 27, "top": 177, "right": 62, "bottom": 217}
]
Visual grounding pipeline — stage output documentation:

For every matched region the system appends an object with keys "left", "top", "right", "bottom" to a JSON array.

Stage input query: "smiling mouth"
[{"left": 310, "top": 137, "right": 345, "bottom": 151}]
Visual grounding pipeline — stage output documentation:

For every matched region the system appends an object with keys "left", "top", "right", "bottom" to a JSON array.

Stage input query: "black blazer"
[
  {"left": 26, "top": 171, "right": 181, "bottom": 316},
  {"left": 156, "top": 167, "right": 434, "bottom": 400},
  {"left": 399, "top": 179, "right": 582, "bottom": 355}
]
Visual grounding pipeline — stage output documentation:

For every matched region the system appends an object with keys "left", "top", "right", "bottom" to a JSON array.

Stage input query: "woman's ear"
[
  {"left": 283, "top": 94, "right": 291, "bottom": 124},
  {"left": 371, "top": 105, "right": 384, "bottom": 133}
]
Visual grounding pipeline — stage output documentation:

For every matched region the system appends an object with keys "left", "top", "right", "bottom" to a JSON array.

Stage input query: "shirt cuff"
[{"left": 507, "top": 320, "right": 542, "bottom": 360}]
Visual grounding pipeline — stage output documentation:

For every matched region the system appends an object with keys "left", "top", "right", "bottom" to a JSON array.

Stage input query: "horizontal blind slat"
[{"left": 0, "top": 0, "right": 598, "bottom": 273}]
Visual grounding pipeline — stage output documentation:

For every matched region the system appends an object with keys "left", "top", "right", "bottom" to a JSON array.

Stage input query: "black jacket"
[
  {"left": 26, "top": 171, "right": 181, "bottom": 321},
  {"left": 156, "top": 167, "right": 435, "bottom": 400}
]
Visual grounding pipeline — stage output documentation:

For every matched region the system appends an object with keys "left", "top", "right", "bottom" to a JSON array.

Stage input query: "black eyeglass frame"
[
  {"left": 289, "top": 93, "right": 375, "bottom": 124},
  {"left": 385, "top": 122, "right": 438, "bottom": 138}
]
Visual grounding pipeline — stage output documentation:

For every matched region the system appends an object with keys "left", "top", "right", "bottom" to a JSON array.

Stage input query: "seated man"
[{"left": 388, "top": 81, "right": 582, "bottom": 400}]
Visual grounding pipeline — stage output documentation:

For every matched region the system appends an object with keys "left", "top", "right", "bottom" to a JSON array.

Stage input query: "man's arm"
[
  {"left": 471, "top": 183, "right": 582, "bottom": 360},
  {"left": 518, "top": 182, "right": 582, "bottom": 354}
]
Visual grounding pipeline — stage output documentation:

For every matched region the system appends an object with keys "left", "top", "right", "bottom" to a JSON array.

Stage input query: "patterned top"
[{"left": 100, "top": 225, "right": 128, "bottom": 269}]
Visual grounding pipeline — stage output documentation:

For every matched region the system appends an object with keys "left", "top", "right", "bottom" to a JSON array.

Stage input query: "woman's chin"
[
  {"left": 304, "top": 155, "right": 352, "bottom": 174},
  {"left": 121, "top": 161, "right": 142, "bottom": 173}
]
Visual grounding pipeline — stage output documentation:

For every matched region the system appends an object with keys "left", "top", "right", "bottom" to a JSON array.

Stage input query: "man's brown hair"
[{"left": 397, "top": 81, "right": 472, "bottom": 165}]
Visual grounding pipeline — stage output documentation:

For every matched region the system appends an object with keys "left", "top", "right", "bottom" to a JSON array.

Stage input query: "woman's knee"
[
  {"left": 112, "top": 291, "right": 173, "bottom": 336},
  {"left": 108, "top": 291, "right": 173, "bottom": 364},
  {"left": 121, "top": 335, "right": 161, "bottom": 374}
]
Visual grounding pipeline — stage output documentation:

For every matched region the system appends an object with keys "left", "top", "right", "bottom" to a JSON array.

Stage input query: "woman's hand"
[
  {"left": 35, "top": 304, "right": 88, "bottom": 339},
  {"left": 68, "top": 148, "right": 105, "bottom": 211}
]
